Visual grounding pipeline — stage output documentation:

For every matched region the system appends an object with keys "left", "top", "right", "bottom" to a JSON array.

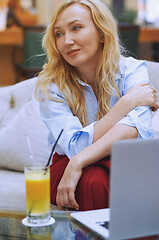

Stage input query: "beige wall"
[
  {"left": 36, "top": 0, "right": 64, "bottom": 25},
  {"left": 103, "top": 0, "right": 112, "bottom": 6},
  {"left": 103, "top": 0, "right": 138, "bottom": 10},
  {"left": 49, "top": 0, "right": 64, "bottom": 17},
  {"left": 49, "top": 0, "right": 138, "bottom": 11},
  {"left": 125, "top": 0, "right": 138, "bottom": 10},
  {"left": 50, "top": 0, "right": 64, "bottom": 9},
  {"left": 36, "top": 0, "right": 138, "bottom": 25},
  {"left": 36, "top": 0, "right": 50, "bottom": 25}
]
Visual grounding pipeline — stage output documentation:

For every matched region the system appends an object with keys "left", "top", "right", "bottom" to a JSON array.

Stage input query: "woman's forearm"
[
  {"left": 72, "top": 124, "right": 138, "bottom": 170},
  {"left": 93, "top": 82, "right": 159, "bottom": 143},
  {"left": 93, "top": 95, "right": 134, "bottom": 143}
]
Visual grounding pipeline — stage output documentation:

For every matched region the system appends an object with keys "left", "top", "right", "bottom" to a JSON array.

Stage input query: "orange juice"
[{"left": 25, "top": 166, "right": 50, "bottom": 224}]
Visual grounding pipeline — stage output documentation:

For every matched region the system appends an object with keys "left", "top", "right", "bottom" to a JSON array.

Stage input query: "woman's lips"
[{"left": 67, "top": 49, "right": 80, "bottom": 57}]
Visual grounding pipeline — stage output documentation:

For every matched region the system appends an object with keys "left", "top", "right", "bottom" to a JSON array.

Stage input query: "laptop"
[{"left": 71, "top": 138, "right": 159, "bottom": 239}]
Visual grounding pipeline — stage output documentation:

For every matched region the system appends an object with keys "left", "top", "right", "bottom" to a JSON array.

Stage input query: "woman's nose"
[{"left": 64, "top": 32, "right": 74, "bottom": 45}]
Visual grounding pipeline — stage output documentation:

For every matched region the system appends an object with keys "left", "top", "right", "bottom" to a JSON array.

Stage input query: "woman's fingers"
[
  {"left": 60, "top": 192, "right": 70, "bottom": 208},
  {"left": 151, "top": 88, "right": 159, "bottom": 111},
  {"left": 56, "top": 193, "right": 64, "bottom": 210},
  {"left": 134, "top": 83, "right": 158, "bottom": 110},
  {"left": 151, "top": 101, "right": 159, "bottom": 112},
  {"left": 56, "top": 178, "right": 80, "bottom": 210},
  {"left": 151, "top": 87, "right": 156, "bottom": 93},
  {"left": 68, "top": 191, "right": 79, "bottom": 210},
  {"left": 56, "top": 193, "right": 70, "bottom": 210},
  {"left": 56, "top": 160, "right": 82, "bottom": 210},
  {"left": 56, "top": 189, "right": 79, "bottom": 210}
]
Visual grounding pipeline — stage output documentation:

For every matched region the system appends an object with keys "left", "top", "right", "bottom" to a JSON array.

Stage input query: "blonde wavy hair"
[{"left": 35, "top": 0, "right": 121, "bottom": 127}]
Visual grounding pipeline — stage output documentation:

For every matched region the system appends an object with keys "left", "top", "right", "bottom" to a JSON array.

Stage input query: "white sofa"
[
  {"left": 0, "top": 61, "right": 159, "bottom": 212},
  {"left": 0, "top": 77, "right": 51, "bottom": 211}
]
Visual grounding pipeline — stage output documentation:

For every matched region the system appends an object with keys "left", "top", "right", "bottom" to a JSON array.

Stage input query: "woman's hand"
[
  {"left": 56, "top": 159, "right": 82, "bottom": 210},
  {"left": 125, "top": 83, "right": 159, "bottom": 112}
]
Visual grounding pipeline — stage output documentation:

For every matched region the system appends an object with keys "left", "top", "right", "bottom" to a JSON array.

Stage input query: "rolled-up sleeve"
[
  {"left": 117, "top": 107, "right": 153, "bottom": 138},
  {"left": 39, "top": 85, "right": 96, "bottom": 159},
  {"left": 116, "top": 57, "right": 153, "bottom": 138}
]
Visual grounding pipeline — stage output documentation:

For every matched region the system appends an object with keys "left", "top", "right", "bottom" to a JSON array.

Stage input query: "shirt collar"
[
  {"left": 77, "top": 78, "right": 90, "bottom": 87},
  {"left": 76, "top": 55, "right": 125, "bottom": 86}
]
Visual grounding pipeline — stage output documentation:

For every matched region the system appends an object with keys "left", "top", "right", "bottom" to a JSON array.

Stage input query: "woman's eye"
[
  {"left": 73, "top": 25, "right": 81, "bottom": 31},
  {"left": 55, "top": 32, "right": 63, "bottom": 38}
]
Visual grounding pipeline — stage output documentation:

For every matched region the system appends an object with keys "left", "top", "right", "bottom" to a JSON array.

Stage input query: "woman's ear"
[
  {"left": 99, "top": 30, "right": 104, "bottom": 43},
  {"left": 100, "top": 35, "right": 104, "bottom": 43}
]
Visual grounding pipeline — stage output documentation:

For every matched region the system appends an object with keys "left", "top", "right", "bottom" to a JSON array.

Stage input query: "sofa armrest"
[{"left": 146, "top": 60, "right": 159, "bottom": 100}]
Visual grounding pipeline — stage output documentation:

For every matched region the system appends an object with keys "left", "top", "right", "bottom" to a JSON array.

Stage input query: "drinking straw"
[
  {"left": 28, "top": 129, "right": 64, "bottom": 215},
  {"left": 45, "top": 129, "right": 64, "bottom": 167}
]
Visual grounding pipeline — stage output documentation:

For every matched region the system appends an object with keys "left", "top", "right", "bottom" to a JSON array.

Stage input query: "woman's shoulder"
[
  {"left": 119, "top": 56, "right": 146, "bottom": 76},
  {"left": 37, "top": 80, "right": 61, "bottom": 100}
]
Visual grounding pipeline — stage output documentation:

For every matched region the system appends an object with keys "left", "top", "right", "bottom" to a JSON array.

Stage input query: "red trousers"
[{"left": 50, "top": 153, "right": 110, "bottom": 211}]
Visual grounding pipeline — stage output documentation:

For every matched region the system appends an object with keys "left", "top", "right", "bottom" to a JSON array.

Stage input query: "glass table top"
[
  {"left": 1, "top": 209, "right": 157, "bottom": 240},
  {"left": 0, "top": 209, "right": 103, "bottom": 240}
]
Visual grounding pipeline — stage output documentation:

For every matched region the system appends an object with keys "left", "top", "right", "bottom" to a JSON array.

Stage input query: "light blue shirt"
[{"left": 39, "top": 56, "right": 153, "bottom": 159}]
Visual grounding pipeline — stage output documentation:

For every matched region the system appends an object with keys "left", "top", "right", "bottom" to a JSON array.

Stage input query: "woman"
[{"left": 35, "top": 0, "right": 159, "bottom": 211}]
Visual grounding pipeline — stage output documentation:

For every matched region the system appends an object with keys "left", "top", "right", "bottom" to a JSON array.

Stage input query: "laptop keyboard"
[{"left": 96, "top": 221, "right": 109, "bottom": 229}]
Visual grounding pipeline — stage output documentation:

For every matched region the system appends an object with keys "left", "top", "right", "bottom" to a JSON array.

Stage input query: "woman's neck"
[
  {"left": 76, "top": 46, "right": 102, "bottom": 88},
  {"left": 77, "top": 68, "right": 97, "bottom": 97},
  {"left": 77, "top": 65, "right": 96, "bottom": 85}
]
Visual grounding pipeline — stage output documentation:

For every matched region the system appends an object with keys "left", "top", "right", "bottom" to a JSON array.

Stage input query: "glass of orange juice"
[{"left": 24, "top": 166, "right": 50, "bottom": 224}]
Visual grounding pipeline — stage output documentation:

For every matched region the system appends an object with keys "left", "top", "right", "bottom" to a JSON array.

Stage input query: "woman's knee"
[
  {"left": 76, "top": 166, "right": 110, "bottom": 210},
  {"left": 81, "top": 166, "right": 109, "bottom": 192}
]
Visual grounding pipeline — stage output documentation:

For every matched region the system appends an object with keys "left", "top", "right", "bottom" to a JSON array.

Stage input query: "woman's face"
[{"left": 53, "top": 3, "right": 103, "bottom": 72}]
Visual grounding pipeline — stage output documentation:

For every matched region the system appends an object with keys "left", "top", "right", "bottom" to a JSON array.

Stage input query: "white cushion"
[
  {"left": 0, "top": 93, "right": 51, "bottom": 172},
  {"left": 0, "top": 170, "right": 26, "bottom": 211},
  {"left": 0, "top": 77, "right": 37, "bottom": 130}
]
